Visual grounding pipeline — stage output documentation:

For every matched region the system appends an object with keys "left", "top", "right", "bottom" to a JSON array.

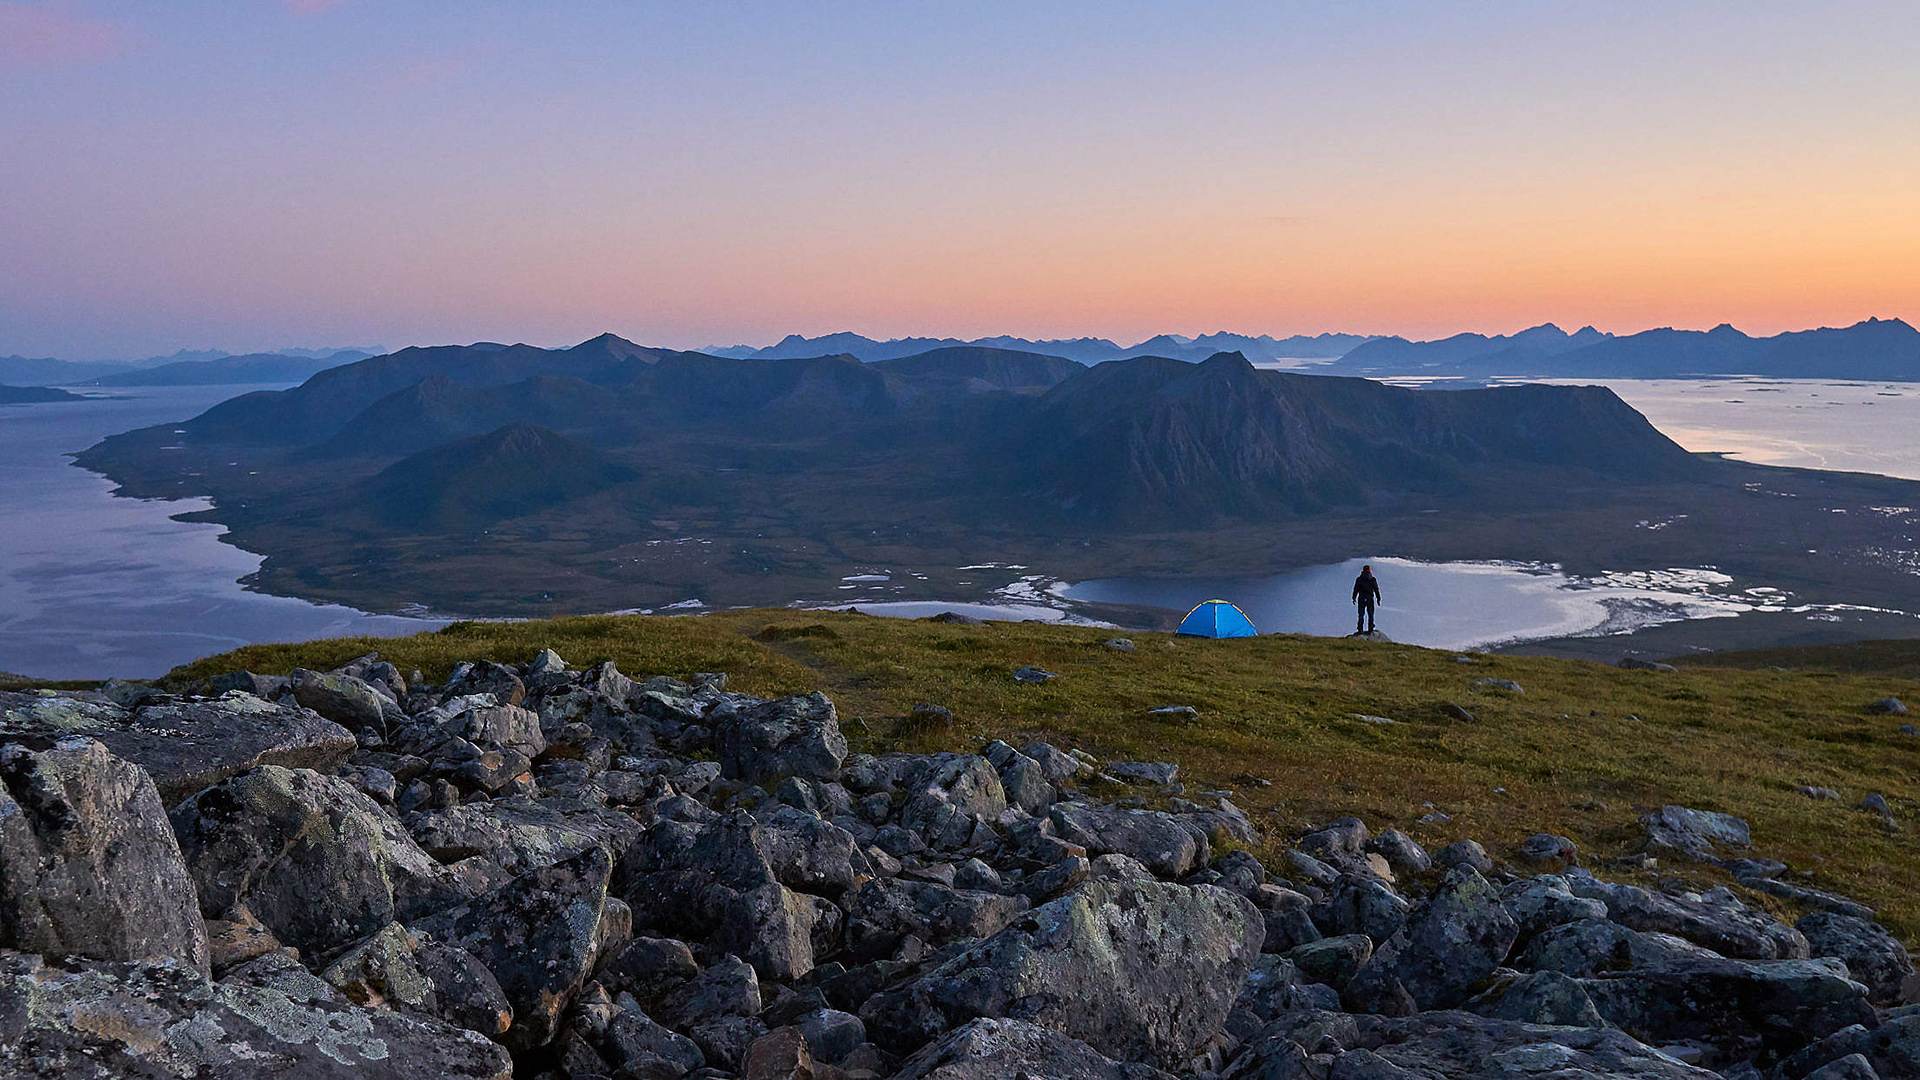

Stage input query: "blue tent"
[{"left": 1177, "top": 599, "right": 1258, "bottom": 638}]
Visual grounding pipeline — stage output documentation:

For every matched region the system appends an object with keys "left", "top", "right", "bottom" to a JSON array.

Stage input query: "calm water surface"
[{"left": 0, "top": 386, "right": 444, "bottom": 680}]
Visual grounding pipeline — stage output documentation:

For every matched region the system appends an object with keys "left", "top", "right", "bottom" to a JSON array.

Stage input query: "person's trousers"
[{"left": 1357, "top": 600, "right": 1375, "bottom": 632}]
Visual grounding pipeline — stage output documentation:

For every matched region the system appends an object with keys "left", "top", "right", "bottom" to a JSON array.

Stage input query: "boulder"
[
  {"left": 0, "top": 737, "right": 209, "bottom": 973},
  {"left": 1468, "top": 970, "right": 1604, "bottom": 1027},
  {"left": 406, "top": 796, "right": 644, "bottom": 877},
  {"left": 0, "top": 689, "right": 356, "bottom": 806},
  {"left": 844, "top": 876, "right": 1024, "bottom": 961},
  {"left": 411, "top": 845, "right": 627, "bottom": 1051},
  {"left": 1516, "top": 919, "right": 1723, "bottom": 979},
  {"left": 893, "top": 1017, "right": 1176, "bottom": 1079},
  {"left": 171, "top": 765, "right": 472, "bottom": 958},
  {"left": 289, "top": 668, "right": 391, "bottom": 734},
  {"left": 1798, "top": 911, "right": 1917, "bottom": 1005},
  {"left": 1581, "top": 956, "right": 1875, "bottom": 1060},
  {"left": 862, "top": 879, "right": 1263, "bottom": 1068},
  {"left": 1869, "top": 697, "right": 1908, "bottom": 715},
  {"left": 318, "top": 921, "right": 513, "bottom": 1036},
  {"left": 1570, "top": 877, "right": 1807, "bottom": 960},
  {"left": 1345, "top": 867, "right": 1519, "bottom": 1013},
  {"left": 714, "top": 692, "right": 848, "bottom": 784},
  {"left": 1049, "top": 803, "right": 1212, "bottom": 879},
  {"left": 0, "top": 949, "right": 512, "bottom": 1079},
  {"left": 600, "top": 1007, "right": 707, "bottom": 1078},
  {"left": 1639, "top": 805, "right": 1750, "bottom": 862},
  {"left": 1304, "top": 1010, "right": 1716, "bottom": 1079}
]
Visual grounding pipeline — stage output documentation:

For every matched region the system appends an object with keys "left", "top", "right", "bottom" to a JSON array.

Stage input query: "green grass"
[{"left": 165, "top": 610, "right": 1920, "bottom": 940}]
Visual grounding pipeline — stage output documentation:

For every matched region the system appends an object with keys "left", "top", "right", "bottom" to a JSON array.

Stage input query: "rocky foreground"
[{"left": 2, "top": 652, "right": 1917, "bottom": 1079}]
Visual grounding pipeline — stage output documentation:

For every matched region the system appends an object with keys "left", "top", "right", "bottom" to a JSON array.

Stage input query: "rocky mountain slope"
[{"left": 5, "top": 635, "right": 1919, "bottom": 1079}]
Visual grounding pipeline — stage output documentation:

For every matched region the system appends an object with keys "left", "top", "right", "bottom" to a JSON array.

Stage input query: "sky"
[{"left": 3, "top": 1, "right": 1918, "bottom": 360}]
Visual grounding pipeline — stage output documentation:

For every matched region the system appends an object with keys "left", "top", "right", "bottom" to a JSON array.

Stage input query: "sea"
[{"left": 4, "top": 375, "right": 1920, "bottom": 678}]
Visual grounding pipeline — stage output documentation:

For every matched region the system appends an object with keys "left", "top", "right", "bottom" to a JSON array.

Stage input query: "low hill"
[
  {"left": 364, "top": 422, "right": 637, "bottom": 527},
  {"left": 0, "top": 384, "right": 84, "bottom": 404},
  {"left": 84, "top": 349, "right": 371, "bottom": 386},
  {"left": 159, "top": 608, "right": 1920, "bottom": 939},
  {"left": 1677, "top": 638, "right": 1920, "bottom": 681}
]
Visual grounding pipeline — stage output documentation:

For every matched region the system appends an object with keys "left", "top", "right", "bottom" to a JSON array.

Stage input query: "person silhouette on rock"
[{"left": 1352, "top": 565, "right": 1381, "bottom": 634}]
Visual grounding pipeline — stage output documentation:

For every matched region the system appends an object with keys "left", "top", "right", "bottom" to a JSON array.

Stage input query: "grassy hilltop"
[{"left": 168, "top": 609, "right": 1920, "bottom": 939}]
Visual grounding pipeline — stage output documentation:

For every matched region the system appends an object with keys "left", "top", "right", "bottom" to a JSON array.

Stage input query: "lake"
[{"left": 0, "top": 385, "right": 444, "bottom": 681}]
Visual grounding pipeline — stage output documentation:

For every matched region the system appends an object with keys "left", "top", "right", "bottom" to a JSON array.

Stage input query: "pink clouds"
[{"left": 0, "top": 2, "right": 127, "bottom": 67}]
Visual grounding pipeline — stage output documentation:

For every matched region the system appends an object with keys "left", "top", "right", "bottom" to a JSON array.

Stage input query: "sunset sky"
[{"left": 4, "top": 1, "right": 1918, "bottom": 359}]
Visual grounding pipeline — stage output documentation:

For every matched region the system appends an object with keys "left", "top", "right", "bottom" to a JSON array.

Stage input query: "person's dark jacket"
[{"left": 1352, "top": 572, "right": 1381, "bottom": 604}]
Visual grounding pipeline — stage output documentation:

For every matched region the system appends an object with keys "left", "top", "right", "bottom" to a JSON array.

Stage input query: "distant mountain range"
[
  {"left": 0, "top": 385, "right": 83, "bottom": 405},
  {"left": 0, "top": 347, "right": 379, "bottom": 388},
  {"left": 1329, "top": 318, "right": 1920, "bottom": 380},
  {"left": 705, "top": 331, "right": 1377, "bottom": 365}
]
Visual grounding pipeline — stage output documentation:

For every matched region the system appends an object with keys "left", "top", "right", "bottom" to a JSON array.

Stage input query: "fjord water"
[{"left": 0, "top": 386, "right": 443, "bottom": 680}]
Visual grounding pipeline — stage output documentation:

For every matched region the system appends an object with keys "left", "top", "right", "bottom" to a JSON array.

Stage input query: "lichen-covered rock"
[
  {"left": 1798, "top": 911, "right": 1918, "bottom": 1006},
  {"left": 845, "top": 876, "right": 1025, "bottom": 962},
  {"left": 406, "top": 796, "right": 644, "bottom": 876},
  {"left": 0, "top": 736, "right": 210, "bottom": 974},
  {"left": 1569, "top": 876, "right": 1807, "bottom": 960},
  {"left": 0, "top": 689, "right": 356, "bottom": 805},
  {"left": 862, "top": 879, "right": 1263, "bottom": 1068},
  {"left": 1467, "top": 970, "right": 1604, "bottom": 1027},
  {"left": 290, "top": 668, "right": 393, "bottom": 734},
  {"left": 1516, "top": 919, "right": 1722, "bottom": 979},
  {"left": 0, "top": 949, "right": 512, "bottom": 1079},
  {"left": 1337, "top": 1010, "right": 1718, "bottom": 1079},
  {"left": 318, "top": 921, "right": 512, "bottom": 1037},
  {"left": 1049, "top": 803, "right": 1212, "bottom": 879},
  {"left": 411, "top": 844, "right": 627, "bottom": 1051},
  {"left": 1640, "top": 804, "right": 1750, "bottom": 862},
  {"left": 893, "top": 1017, "right": 1176, "bottom": 1079},
  {"left": 1345, "top": 867, "right": 1519, "bottom": 1014},
  {"left": 171, "top": 765, "right": 472, "bottom": 957},
  {"left": 1580, "top": 956, "right": 1875, "bottom": 1061},
  {"left": 713, "top": 691, "right": 848, "bottom": 783}
]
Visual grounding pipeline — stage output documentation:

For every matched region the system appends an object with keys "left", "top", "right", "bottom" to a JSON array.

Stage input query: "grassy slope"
[{"left": 167, "top": 610, "right": 1920, "bottom": 939}]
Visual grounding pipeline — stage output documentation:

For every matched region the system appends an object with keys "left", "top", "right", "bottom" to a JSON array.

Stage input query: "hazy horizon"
[{"left": 5, "top": 2, "right": 1918, "bottom": 359}]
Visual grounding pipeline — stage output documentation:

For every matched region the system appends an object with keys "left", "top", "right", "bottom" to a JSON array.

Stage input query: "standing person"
[{"left": 1352, "top": 564, "right": 1381, "bottom": 633}]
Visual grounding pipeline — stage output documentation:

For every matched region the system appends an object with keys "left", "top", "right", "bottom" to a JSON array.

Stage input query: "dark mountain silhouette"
[
  {"left": 363, "top": 422, "right": 636, "bottom": 528},
  {"left": 866, "top": 346, "right": 1084, "bottom": 391},
  {"left": 1331, "top": 318, "right": 1920, "bottom": 380},
  {"left": 1015, "top": 352, "right": 1698, "bottom": 522}
]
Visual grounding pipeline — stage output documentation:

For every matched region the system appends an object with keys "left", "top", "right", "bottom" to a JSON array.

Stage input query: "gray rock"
[
  {"left": 1050, "top": 803, "right": 1212, "bottom": 879},
  {"left": 1105, "top": 638, "right": 1137, "bottom": 652},
  {"left": 1570, "top": 877, "right": 1808, "bottom": 960},
  {"left": 892, "top": 1017, "right": 1175, "bottom": 1079},
  {"left": 1798, "top": 911, "right": 1917, "bottom": 1005},
  {"left": 600, "top": 1007, "right": 706, "bottom": 1078},
  {"left": 412, "top": 845, "right": 627, "bottom": 1051},
  {"left": 319, "top": 921, "right": 513, "bottom": 1037},
  {"left": 1011, "top": 666, "right": 1057, "bottom": 684},
  {"left": 1434, "top": 839, "right": 1493, "bottom": 873},
  {"left": 171, "top": 765, "right": 471, "bottom": 957},
  {"left": 1516, "top": 833, "right": 1578, "bottom": 869},
  {"left": 1318, "top": 876, "right": 1410, "bottom": 942},
  {"left": 1287, "top": 934, "right": 1373, "bottom": 990},
  {"left": 845, "top": 876, "right": 1024, "bottom": 962},
  {"left": 1019, "top": 742, "right": 1087, "bottom": 781},
  {"left": 289, "top": 668, "right": 391, "bottom": 734},
  {"left": 0, "top": 689, "right": 357, "bottom": 805},
  {"left": 1517, "top": 919, "right": 1723, "bottom": 979},
  {"left": 1500, "top": 875, "right": 1608, "bottom": 940},
  {"left": 902, "top": 754, "right": 1008, "bottom": 850},
  {"left": 1580, "top": 955, "right": 1875, "bottom": 1060},
  {"left": 1869, "top": 697, "right": 1908, "bottom": 715},
  {"left": 999, "top": 753, "right": 1057, "bottom": 814},
  {"left": 1742, "top": 875, "right": 1876, "bottom": 921},
  {"left": 1473, "top": 678, "right": 1524, "bottom": 694},
  {"left": 713, "top": 692, "right": 847, "bottom": 783},
  {"left": 1345, "top": 867, "right": 1519, "bottom": 1013},
  {"left": 1805, "top": 1054, "right": 1879, "bottom": 1080},
  {"left": 1469, "top": 970, "right": 1604, "bottom": 1027},
  {"left": 0, "top": 949, "right": 512, "bottom": 1079},
  {"left": 0, "top": 737, "right": 209, "bottom": 974},
  {"left": 657, "top": 954, "right": 762, "bottom": 1030},
  {"left": 796, "top": 1007, "right": 867, "bottom": 1064},
  {"left": 1366, "top": 829, "right": 1431, "bottom": 876},
  {"left": 1106, "top": 761, "right": 1179, "bottom": 786},
  {"left": 862, "top": 879, "right": 1263, "bottom": 1068},
  {"left": 1639, "top": 804, "right": 1750, "bottom": 862},
  {"left": 1146, "top": 705, "right": 1198, "bottom": 723},
  {"left": 1618, "top": 656, "right": 1680, "bottom": 672},
  {"left": 407, "top": 796, "right": 644, "bottom": 876},
  {"left": 1277, "top": 1010, "right": 1718, "bottom": 1080}
]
